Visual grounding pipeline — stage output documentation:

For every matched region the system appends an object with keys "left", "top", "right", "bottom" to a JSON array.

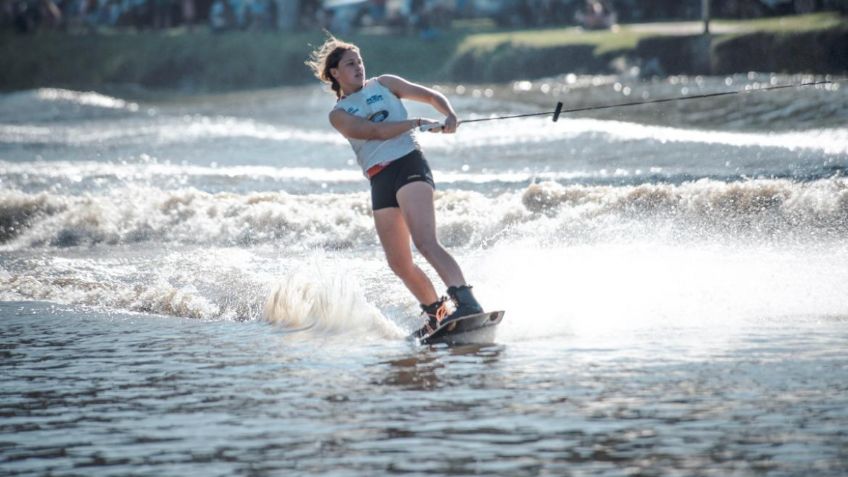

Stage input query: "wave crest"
[
  {"left": 2, "top": 178, "right": 847, "bottom": 250},
  {"left": 522, "top": 178, "right": 848, "bottom": 239},
  {"left": 0, "top": 191, "right": 66, "bottom": 242}
]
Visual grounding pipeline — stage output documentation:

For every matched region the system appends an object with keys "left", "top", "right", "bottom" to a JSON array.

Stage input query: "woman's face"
[{"left": 331, "top": 49, "right": 365, "bottom": 92}]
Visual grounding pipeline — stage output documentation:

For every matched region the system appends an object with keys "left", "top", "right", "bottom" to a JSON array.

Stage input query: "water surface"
[{"left": 2, "top": 73, "right": 848, "bottom": 475}]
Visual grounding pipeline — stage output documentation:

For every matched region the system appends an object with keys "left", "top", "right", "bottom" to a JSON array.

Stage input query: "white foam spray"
[
  {"left": 263, "top": 268, "right": 405, "bottom": 340},
  {"left": 472, "top": 239, "right": 848, "bottom": 344}
]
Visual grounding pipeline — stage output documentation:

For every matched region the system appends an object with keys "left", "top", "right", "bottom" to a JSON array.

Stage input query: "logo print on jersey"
[
  {"left": 366, "top": 94, "right": 384, "bottom": 105},
  {"left": 369, "top": 110, "right": 389, "bottom": 122}
]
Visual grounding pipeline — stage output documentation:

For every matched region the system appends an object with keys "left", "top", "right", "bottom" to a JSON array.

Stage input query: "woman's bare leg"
[
  {"left": 396, "top": 181, "right": 466, "bottom": 288},
  {"left": 373, "top": 206, "right": 439, "bottom": 305}
]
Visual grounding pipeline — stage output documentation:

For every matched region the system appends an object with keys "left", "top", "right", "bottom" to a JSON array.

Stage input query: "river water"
[{"left": 2, "top": 73, "right": 847, "bottom": 476}]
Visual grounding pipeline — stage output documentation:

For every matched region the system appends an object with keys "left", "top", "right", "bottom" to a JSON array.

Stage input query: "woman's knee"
[
  {"left": 386, "top": 254, "right": 416, "bottom": 278},
  {"left": 412, "top": 236, "right": 442, "bottom": 260}
]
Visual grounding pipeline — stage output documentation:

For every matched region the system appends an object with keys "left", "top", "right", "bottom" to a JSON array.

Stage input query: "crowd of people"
[
  {"left": 301, "top": 1, "right": 615, "bottom": 34},
  {"left": 22, "top": 0, "right": 827, "bottom": 36},
  {"left": 1, "top": 0, "right": 628, "bottom": 35},
  {"left": 3, "top": 0, "right": 202, "bottom": 32}
]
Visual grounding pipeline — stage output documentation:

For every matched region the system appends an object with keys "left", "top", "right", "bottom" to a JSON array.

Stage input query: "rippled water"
[
  {"left": 4, "top": 302, "right": 847, "bottom": 476},
  {"left": 2, "top": 73, "right": 848, "bottom": 475}
]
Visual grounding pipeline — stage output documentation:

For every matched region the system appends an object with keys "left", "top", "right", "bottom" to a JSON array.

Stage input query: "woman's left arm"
[{"left": 378, "top": 74, "right": 458, "bottom": 133}]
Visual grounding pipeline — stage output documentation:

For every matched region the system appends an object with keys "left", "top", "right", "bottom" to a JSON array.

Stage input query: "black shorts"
[{"left": 369, "top": 150, "right": 435, "bottom": 210}]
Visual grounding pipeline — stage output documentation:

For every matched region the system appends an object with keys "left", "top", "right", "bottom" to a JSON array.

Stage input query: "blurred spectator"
[
  {"left": 209, "top": 0, "right": 230, "bottom": 30},
  {"left": 181, "top": 0, "right": 194, "bottom": 29},
  {"left": 247, "top": 0, "right": 263, "bottom": 28},
  {"left": 39, "top": 0, "right": 63, "bottom": 27},
  {"left": 10, "top": 0, "right": 62, "bottom": 32},
  {"left": 575, "top": 0, "right": 615, "bottom": 29},
  {"left": 245, "top": 0, "right": 276, "bottom": 29},
  {"left": 368, "top": 0, "right": 385, "bottom": 23},
  {"left": 298, "top": 0, "right": 321, "bottom": 28},
  {"left": 152, "top": 0, "right": 170, "bottom": 28},
  {"left": 1, "top": 0, "right": 11, "bottom": 27},
  {"left": 13, "top": 0, "right": 37, "bottom": 32}
]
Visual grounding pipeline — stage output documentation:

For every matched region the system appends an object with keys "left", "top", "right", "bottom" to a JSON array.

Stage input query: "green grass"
[
  {"left": 458, "top": 12, "right": 845, "bottom": 56},
  {"left": 713, "top": 11, "right": 845, "bottom": 32},
  {"left": 710, "top": 12, "right": 847, "bottom": 52},
  {"left": 457, "top": 26, "right": 648, "bottom": 56}
]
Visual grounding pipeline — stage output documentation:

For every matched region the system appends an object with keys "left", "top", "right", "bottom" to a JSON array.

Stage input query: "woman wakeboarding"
[{"left": 307, "top": 35, "right": 484, "bottom": 338}]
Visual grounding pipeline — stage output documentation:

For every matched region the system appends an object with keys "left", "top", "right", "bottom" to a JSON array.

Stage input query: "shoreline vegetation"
[{"left": 1, "top": 13, "right": 845, "bottom": 93}]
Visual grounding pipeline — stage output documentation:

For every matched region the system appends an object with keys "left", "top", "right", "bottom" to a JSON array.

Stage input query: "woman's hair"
[{"left": 306, "top": 34, "right": 359, "bottom": 99}]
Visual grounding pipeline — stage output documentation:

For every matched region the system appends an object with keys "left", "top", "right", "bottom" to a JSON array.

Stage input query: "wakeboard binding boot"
[
  {"left": 413, "top": 297, "right": 449, "bottom": 339},
  {"left": 446, "top": 284, "right": 483, "bottom": 321},
  {"left": 413, "top": 285, "right": 484, "bottom": 340}
]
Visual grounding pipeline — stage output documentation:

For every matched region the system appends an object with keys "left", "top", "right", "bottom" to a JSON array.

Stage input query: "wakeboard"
[{"left": 413, "top": 311, "right": 505, "bottom": 346}]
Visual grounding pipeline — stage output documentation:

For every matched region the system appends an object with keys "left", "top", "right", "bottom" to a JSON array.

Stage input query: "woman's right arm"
[{"left": 330, "top": 109, "right": 434, "bottom": 141}]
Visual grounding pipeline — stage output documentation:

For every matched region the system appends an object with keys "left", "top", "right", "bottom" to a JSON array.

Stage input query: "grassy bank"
[
  {"left": 0, "top": 13, "right": 845, "bottom": 93},
  {"left": 443, "top": 12, "right": 848, "bottom": 80},
  {"left": 711, "top": 13, "right": 848, "bottom": 75}
]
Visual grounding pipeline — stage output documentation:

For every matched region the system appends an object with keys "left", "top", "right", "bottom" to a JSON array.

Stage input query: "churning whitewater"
[{"left": 2, "top": 75, "right": 848, "bottom": 332}]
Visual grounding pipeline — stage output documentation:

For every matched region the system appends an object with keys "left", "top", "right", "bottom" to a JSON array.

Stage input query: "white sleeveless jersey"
[{"left": 333, "top": 78, "right": 419, "bottom": 174}]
